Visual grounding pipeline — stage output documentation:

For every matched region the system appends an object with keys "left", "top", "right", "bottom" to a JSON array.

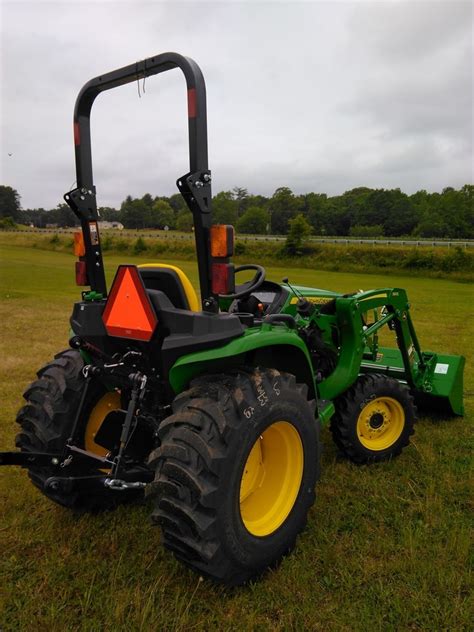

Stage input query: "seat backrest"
[{"left": 138, "top": 264, "right": 199, "bottom": 311}]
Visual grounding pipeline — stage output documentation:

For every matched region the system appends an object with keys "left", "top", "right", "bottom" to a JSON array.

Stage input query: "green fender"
[{"left": 168, "top": 323, "right": 317, "bottom": 397}]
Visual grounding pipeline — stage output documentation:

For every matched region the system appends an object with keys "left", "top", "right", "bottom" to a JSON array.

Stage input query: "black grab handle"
[
  {"left": 73, "top": 52, "right": 209, "bottom": 189},
  {"left": 264, "top": 314, "right": 297, "bottom": 329}
]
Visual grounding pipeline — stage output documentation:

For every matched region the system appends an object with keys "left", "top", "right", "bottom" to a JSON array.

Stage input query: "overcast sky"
[{"left": 1, "top": 0, "right": 472, "bottom": 209}]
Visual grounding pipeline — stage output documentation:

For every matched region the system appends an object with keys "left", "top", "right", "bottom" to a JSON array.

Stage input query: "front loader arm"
[{"left": 317, "top": 288, "right": 429, "bottom": 401}]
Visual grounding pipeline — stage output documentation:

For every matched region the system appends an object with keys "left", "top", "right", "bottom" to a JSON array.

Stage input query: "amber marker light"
[
  {"left": 74, "top": 231, "right": 85, "bottom": 257},
  {"left": 210, "top": 225, "right": 234, "bottom": 258}
]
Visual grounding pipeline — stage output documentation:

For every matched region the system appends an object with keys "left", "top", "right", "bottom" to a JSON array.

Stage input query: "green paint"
[
  {"left": 83, "top": 291, "right": 104, "bottom": 301},
  {"left": 169, "top": 323, "right": 315, "bottom": 395},
  {"left": 318, "top": 400, "right": 336, "bottom": 424}
]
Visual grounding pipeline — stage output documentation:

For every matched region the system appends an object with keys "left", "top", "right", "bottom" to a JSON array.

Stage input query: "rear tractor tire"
[
  {"left": 15, "top": 349, "right": 143, "bottom": 511},
  {"left": 148, "top": 368, "right": 320, "bottom": 586},
  {"left": 330, "top": 374, "right": 416, "bottom": 464}
]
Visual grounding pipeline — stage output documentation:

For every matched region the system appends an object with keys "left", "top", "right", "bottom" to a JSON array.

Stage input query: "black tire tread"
[
  {"left": 330, "top": 373, "right": 416, "bottom": 464},
  {"left": 148, "top": 368, "right": 319, "bottom": 585}
]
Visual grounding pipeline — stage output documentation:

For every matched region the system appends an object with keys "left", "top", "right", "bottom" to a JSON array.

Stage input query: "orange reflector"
[
  {"left": 102, "top": 265, "right": 157, "bottom": 341},
  {"left": 74, "top": 231, "right": 85, "bottom": 257},
  {"left": 210, "top": 225, "right": 234, "bottom": 258}
]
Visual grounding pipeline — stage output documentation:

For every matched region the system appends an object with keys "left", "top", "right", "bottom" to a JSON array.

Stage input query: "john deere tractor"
[{"left": 0, "top": 53, "right": 465, "bottom": 586}]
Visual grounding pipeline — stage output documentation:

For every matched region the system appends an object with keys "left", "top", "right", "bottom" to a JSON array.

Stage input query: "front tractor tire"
[
  {"left": 15, "top": 349, "right": 142, "bottom": 511},
  {"left": 330, "top": 374, "right": 416, "bottom": 464},
  {"left": 148, "top": 368, "right": 320, "bottom": 586}
]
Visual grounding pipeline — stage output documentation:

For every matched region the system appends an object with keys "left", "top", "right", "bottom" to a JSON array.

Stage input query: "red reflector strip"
[
  {"left": 105, "top": 324, "right": 154, "bottom": 342},
  {"left": 211, "top": 263, "right": 234, "bottom": 295},
  {"left": 187, "top": 88, "right": 197, "bottom": 118},
  {"left": 102, "top": 266, "right": 158, "bottom": 341},
  {"left": 75, "top": 260, "right": 89, "bottom": 286},
  {"left": 74, "top": 122, "right": 81, "bottom": 146}
]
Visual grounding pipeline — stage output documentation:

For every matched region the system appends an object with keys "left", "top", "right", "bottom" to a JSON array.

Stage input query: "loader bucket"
[{"left": 413, "top": 352, "right": 465, "bottom": 417}]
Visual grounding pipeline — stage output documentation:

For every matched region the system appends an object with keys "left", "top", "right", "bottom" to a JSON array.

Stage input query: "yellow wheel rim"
[
  {"left": 84, "top": 391, "right": 121, "bottom": 457},
  {"left": 356, "top": 397, "right": 405, "bottom": 451},
  {"left": 240, "top": 421, "right": 304, "bottom": 537}
]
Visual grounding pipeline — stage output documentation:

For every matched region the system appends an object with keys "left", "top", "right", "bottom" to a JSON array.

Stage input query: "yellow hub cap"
[
  {"left": 240, "top": 421, "right": 304, "bottom": 537},
  {"left": 357, "top": 397, "right": 405, "bottom": 451},
  {"left": 84, "top": 391, "right": 121, "bottom": 457}
]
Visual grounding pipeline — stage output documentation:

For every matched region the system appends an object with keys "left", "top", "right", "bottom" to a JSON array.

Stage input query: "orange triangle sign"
[{"left": 102, "top": 265, "right": 157, "bottom": 341}]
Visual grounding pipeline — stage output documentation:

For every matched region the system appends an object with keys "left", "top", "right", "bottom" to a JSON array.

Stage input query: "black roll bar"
[
  {"left": 65, "top": 52, "right": 214, "bottom": 303},
  {"left": 73, "top": 52, "right": 208, "bottom": 186}
]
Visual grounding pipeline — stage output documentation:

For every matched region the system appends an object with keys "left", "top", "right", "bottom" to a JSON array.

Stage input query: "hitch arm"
[{"left": 0, "top": 452, "right": 60, "bottom": 467}]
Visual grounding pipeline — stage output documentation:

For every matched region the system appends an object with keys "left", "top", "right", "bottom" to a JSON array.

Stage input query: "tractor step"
[{"left": 317, "top": 399, "right": 335, "bottom": 424}]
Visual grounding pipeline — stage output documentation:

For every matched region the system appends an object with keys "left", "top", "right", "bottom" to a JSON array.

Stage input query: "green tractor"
[{"left": 0, "top": 53, "right": 465, "bottom": 586}]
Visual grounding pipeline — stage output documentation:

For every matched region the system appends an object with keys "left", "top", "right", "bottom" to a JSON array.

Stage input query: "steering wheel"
[{"left": 219, "top": 264, "right": 266, "bottom": 300}]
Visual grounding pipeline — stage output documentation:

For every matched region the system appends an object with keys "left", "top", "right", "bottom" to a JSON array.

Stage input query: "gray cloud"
[{"left": 1, "top": 0, "right": 472, "bottom": 209}]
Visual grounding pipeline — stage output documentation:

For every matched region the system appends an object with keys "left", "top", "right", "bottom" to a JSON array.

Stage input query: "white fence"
[{"left": 3, "top": 228, "right": 473, "bottom": 248}]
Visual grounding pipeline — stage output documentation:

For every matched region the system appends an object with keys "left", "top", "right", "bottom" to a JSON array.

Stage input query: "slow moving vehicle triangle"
[{"left": 102, "top": 265, "right": 157, "bottom": 341}]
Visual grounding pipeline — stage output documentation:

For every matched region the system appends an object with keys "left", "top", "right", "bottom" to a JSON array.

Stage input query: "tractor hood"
[{"left": 286, "top": 284, "right": 342, "bottom": 306}]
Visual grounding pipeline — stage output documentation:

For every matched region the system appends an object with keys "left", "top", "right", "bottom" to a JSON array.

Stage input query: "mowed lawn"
[{"left": 0, "top": 244, "right": 472, "bottom": 631}]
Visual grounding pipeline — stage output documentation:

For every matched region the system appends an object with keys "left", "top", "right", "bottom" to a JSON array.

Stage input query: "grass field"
[
  {"left": 1, "top": 231, "right": 473, "bottom": 282},
  {"left": 0, "top": 244, "right": 472, "bottom": 631}
]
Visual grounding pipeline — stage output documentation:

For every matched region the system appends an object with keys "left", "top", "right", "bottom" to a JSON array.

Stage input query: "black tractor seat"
[
  {"left": 146, "top": 289, "right": 244, "bottom": 370},
  {"left": 139, "top": 265, "right": 195, "bottom": 310}
]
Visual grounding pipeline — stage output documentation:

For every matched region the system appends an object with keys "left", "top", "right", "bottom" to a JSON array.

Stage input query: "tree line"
[{"left": 1, "top": 184, "right": 472, "bottom": 238}]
